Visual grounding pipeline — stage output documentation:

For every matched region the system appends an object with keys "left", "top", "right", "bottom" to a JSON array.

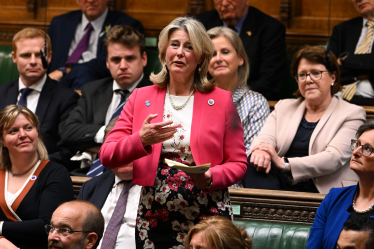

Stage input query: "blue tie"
[
  {"left": 86, "top": 90, "right": 129, "bottom": 177},
  {"left": 18, "top": 88, "right": 34, "bottom": 106}
]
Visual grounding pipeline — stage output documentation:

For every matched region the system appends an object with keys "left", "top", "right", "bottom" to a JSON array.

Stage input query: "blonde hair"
[
  {"left": 0, "top": 105, "right": 48, "bottom": 170},
  {"left": 12, "top": 28, "right": 52, "bottom": 56},
  {"left": 185, "top": 216, "right": 252, "bottom": 249},
  {"left": 207, "top": 27, "right": 250, "bottom": 87},
  {"left": 150, "top": 17, "right": 215, "bottom": 92}
]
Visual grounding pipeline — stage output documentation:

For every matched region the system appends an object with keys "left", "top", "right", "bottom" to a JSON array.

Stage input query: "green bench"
[{"left": 0, "top": 45, "right": 19, "bottom": 85}]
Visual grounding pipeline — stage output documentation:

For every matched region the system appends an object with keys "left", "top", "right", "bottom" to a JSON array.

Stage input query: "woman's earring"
[{"left": 331, "top": 82, "right": 334, "bottom": 86}]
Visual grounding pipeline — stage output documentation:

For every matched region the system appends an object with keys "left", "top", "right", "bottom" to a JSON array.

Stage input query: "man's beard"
[{"left": 48, "top": 235, "right": 86, "bottom": 249}]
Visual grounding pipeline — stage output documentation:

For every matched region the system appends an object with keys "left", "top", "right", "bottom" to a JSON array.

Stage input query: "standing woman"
[
  {"left": 0, "top": 105, "right": 74, "bottom": 249},
  {"left": 100, "top": 17, "right": 248, "bottom": 248},
  {"left": 207, "top": 26, "right": 269, "bottom": 156}
]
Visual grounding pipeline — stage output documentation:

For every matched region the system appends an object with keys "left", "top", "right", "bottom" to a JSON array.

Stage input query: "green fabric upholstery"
[
  {"left": 0, "top": 45, "right": 19, "bottom": 85},
  {"left": 234, "top": 221, "right": 310, "bottom": 249}
]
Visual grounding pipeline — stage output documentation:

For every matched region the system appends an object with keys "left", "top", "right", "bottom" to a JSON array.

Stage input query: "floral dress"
[{"left": 135, "top": 94, "right": 233, "bottom": 249}]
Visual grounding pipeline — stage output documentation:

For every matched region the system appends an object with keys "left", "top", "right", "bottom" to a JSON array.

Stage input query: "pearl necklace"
[
  {"left": 352, "top": 191, "right": 374, "bottom": 213},
  {"left": 167, "top": 87, "right": 195, "bottom": 111}
]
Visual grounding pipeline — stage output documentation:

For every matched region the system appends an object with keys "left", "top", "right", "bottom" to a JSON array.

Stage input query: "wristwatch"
[{"left": 282, "top": 157, "right": 289, "bottom": 173}]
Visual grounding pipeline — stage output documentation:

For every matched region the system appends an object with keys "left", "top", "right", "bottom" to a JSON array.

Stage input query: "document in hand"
[{"left": 165, "top": 159, "right": 210, "bottom": 174}]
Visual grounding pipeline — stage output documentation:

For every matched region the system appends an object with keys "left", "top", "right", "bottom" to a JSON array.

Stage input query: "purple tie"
[
  {"left": 65, "top": 23, "right": 93, "bottom": 65},
  {"left": 18, "top": 88, "right": 34, "bottom": 106},
  {"left": 100, "top": 181, "right": 133, "bottom": 249}
]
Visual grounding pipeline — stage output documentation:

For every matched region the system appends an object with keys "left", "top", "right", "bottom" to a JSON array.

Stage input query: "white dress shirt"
[
  {"left": 97, "top": 175, "right": 142, "bottom": 249},
  {"left": 67, "top": 8, "right": 108, "bottom": 63},
  {"left": 17, "top": 75, "right": 46, "bottom": 113}
]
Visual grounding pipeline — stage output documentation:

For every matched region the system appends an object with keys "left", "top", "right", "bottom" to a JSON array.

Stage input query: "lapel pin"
[
  {"left": 208, "top": 99, "right": 214, "bottom": 106},
  {"left": 145, "top": 100, "right": 150, "bottom": 107},
  {"left": 247, "top": 31, "right": 252, "bottom": 36}
]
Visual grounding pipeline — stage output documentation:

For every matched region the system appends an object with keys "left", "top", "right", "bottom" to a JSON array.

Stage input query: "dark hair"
[
  {"left": 104, "top": 25, "right": 145, "bottom": 56},
  {"left": 342, "top": 216, "right": 374, "bottom": 249},
  {"left": 290, "top": 45, "right": 342, "bottom": 98},
  {"left": 356, "top": 120, "right": 374, "bottom": 139},
  {"left": 81, "top": 201, "right": 105, "bottom": 249},
  {"left": 185, "top": 216, "right": 252, "bottom": 249}
]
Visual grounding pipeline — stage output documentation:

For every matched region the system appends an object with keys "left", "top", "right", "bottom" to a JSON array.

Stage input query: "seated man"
[
  {"left": 47, "top": 200, "right": 105, "bottom": 249},
  {"left": 77, "top": 117, "right": 142, "bottom": 249},
  {"left": 60, "top": 24, "right": 152, "bottom": 176},
  {"left": 330, "top": 0, "right": 374, "bottom": 105},
  {"left": 48, "top": 0, "right": 143, "bottom": 89},
  {"left": 336, "top": 216, "right": 374, "bottom": 249},
  {"left": 0, "top": 28, "right": 79, "bottom": 171},
  {"left": 196, "top": 0, "right": 286, "bottom": 100}
]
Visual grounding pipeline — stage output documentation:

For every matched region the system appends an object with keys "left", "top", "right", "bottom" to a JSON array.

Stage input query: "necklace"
[
  {"left": 167, "top": 87, "right": 195, "bottom": 110},
  {"left": 352, "top": 190, "right": 374, "bottom": 213},
  {"left": 10, "top": 159, "right": 39, "bottom": 177}
]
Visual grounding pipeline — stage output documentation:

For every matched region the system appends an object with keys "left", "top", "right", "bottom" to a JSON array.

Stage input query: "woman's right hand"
[
  {"left": 0, "top": 238, "right": 18, "bottom": 249},
  {"left": 139, "top": 114, "right": 178, "bottom": 147},
  {"left": 250, "top": 149, "right": 272, "bottom": 174}
]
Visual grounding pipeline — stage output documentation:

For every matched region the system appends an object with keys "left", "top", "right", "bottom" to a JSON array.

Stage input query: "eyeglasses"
[
  {"left": 45, "top": 225, "right": 91, "bottom": 237},
  {"left": 351, "top": 139, "right": 374, "bottom": 157},
  {"left": 213, "top": 0, "right": 235, "bottom": 3},
  {"left": 295, "top": 71, "right": 328, "bottom": 83}
]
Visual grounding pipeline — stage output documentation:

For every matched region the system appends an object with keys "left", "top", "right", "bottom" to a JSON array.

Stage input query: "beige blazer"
[{"left": 250, "top": 96, "right": 366, "bottom": 193}]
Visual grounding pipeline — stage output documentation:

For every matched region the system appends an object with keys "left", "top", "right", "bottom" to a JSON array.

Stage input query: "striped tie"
[{"left": 342, "top": 20, "right": 374, "bottom": 101}]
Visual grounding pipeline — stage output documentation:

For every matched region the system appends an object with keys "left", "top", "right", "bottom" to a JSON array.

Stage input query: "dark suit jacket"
[
  {"left": 330, "top": 17, "right": 374, "bottom": 86},
  {"left": 0, "top": 161, "right": 74, "bottom": 249},
  {"left": 77, "top": 170, "right": 115, "bottom": 209},
  {"left": 0, "top": 77, "right": 80, "bottom": 171},
  {"left": 60, "top": 75, "right": 153, "bottom": 152},
  {"left": 47, "top": 9, "right": 144, "bottom": 90},
  {"left": 196, "top": 7, "right": 287, "bottom": 100}
]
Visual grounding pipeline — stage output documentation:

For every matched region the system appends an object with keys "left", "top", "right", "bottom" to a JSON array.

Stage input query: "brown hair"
[
  {"left": 104, "top": 25, "right": 145, "bottom": 56},
  {"left": 12, "top": 28, "right": 52, "bottom": 55},
  {"left": 207, "top": 26, "right": 250, "bottom": 87},
  {"left": 0, "top": 105, "right": 48, "bottom": 170},
  {"left": 150, "top": 17, "right": 215, "bottom": 93},
  {"left": 185, "top": 216, "right": 252, "bottom": 249},
  {"left": 290, "top": 45, "right": 342, "bottom": 98}
]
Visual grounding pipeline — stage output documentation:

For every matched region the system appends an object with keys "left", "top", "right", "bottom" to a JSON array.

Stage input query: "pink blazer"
[
  {"left": 100, "top": 85, "right": 248, "bottom": 190},
  {"left": 250, "top": 96, "right": 366, "bottom": 193}
]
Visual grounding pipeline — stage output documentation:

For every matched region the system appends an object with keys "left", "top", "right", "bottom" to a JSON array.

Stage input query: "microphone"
[{"left": 40, "top": 41, "right": 49, "bottom": 70}]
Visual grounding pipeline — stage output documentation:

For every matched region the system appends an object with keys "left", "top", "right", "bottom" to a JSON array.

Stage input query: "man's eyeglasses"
[
  {"left": 45, "top": 225, "right": 91, "bottom": 237},
  {"left": 351, "top": 139, "right": 374, "bottom": 157},
  {"left": 295, "top": 71, "right": 328, "bottom": 83}
]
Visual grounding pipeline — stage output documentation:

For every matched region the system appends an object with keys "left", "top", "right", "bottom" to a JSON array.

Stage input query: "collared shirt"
[
  {"left": 354, "top": 18, "right": 374, "bottom": 98},
  {"left": 232, "top": 86, "right": 269, "bottom": 156},
  {"left": 223, "top": 8, "right": 249, "bottom": 35},
  {"left": 94, "top": 74, "right": 144, "bottom": 143},
  {"left": 17, "top": 75, "right": 46, "bottom": 113},
  {"left": 97, "top": 175, "right": 142, "bottom": 249},
  {"left": 67, "top": 8, "right": 108, "bottom": 63}
]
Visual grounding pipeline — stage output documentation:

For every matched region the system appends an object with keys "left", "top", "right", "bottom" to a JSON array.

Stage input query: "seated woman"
[
  {"left": 307, "top": 120, "right": 374, "bottom": 248},
  {"left": 244, "top": 45, "right": 366, "bottom": 194},
  {"left": 207, "top": 26, "right": 269, "bottom": 156},
  {"left": 0, "top": 105, "right": 74, "bottom": 249},
  {"left": 185, "top": 216, "right": 252, "bottom": 249}
]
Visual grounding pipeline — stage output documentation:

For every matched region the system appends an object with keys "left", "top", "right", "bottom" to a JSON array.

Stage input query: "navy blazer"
[
  {"left": 0, "top": 77, "right": 80, "bottom": 171},
  {"left": 60, "top": 75, "right": 153, "bottom": 152},
  {"left": 196, "top": 7, "right": 287, "bottom": 100},
  {"left": 77, "top": 170, "right": 115, "bottom": 209},
  {"left": 307, "top": 185, "right": 374, "bottom": 249},
  {"left": 330, "top": 17, "right": 374, "bottom": 86},
  {"left": 48, "top": 9, "right": 143, "bottom": 89},
  {"left": 0, "top": 161, "right": 74, "bottom": 249}
]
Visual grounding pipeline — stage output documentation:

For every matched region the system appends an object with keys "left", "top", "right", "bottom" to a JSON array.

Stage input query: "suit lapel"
[
  {"left": 240, "top": 7, "right": 254, "bottom": 51},
  {"left": 94, "top": 172, "right": 115, "bottom": 209},
  {"left": 35, "top": 78, "right": 54, "bottom": 124},
  {"left": 5, "top": 80, "right": 19, "bottom": 105},
  {"left": 190, "top": 90, "right": 202, "bottom": 164},
  {"left": 278, "top": 100, "right": 305, "bottom": 156},
  {"left": 93, "top": 78, "right": 113, "bottom": 124},
  {"left": 62, "top": 12, "right": 82, "bottom": 62},
  {"left": 346, "top": 17, "right": 364, "bottom": 54},
  {"left": 151, "top": 87, "right": 166, "bottom": 164},
  {"left": 309, "top": 97, "right": 338, "bottom": 152},
  {"left": 97, "top": 9, "right": 113, "bottom": 56}
]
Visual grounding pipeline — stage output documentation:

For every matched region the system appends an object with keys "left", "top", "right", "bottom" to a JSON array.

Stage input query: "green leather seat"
[
  {"left": 0, "top": 45, "right": 19, "bottom": 85},
  {"left": 234, "top": 221, "right": 310, "bottom": 249}
]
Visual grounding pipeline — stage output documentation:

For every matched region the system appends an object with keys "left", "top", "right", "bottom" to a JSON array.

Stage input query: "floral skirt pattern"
[{"left": 136, "top": 163, "right": 233, "bottom": 249}]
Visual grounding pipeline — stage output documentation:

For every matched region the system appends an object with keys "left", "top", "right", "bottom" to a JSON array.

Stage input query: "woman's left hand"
[
  {"left": 188, "top": 170, "right": 212, "bottom": 190},
  {"left": 254, "top": 142, "right": 285, "bottom": 171},
  {"left": 0, "top": 238, "right": 18, "bottom": 249}
]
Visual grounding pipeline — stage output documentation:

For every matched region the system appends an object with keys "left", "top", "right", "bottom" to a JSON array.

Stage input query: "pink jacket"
[{"left": 100, "top": 85, "right": 248, "bottom": 190}]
